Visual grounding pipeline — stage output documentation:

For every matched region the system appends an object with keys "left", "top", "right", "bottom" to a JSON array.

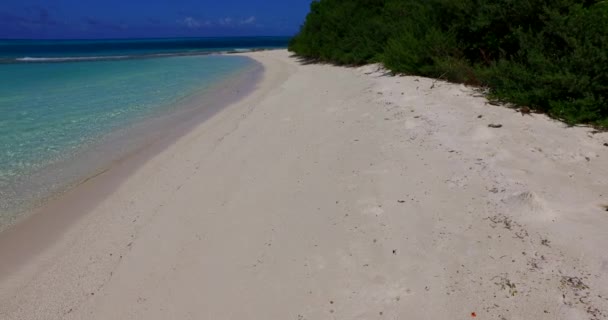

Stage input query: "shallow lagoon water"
[{"left": 0, "top": 50, "right": 261, "bottom": 228}]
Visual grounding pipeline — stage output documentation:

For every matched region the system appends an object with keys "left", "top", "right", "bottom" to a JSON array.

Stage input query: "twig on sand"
[{"left": 430, "top": 71, "right": 449, "bottom": 89}]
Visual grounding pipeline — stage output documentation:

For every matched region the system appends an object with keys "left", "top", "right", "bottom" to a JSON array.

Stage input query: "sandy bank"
[{"left": 1, "top": 50, "right": 607, "bottom": 320}]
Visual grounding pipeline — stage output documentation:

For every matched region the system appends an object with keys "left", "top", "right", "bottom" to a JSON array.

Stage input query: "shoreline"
[
  {"left": 0, "top": 56, "right": 265, "bottom": 277},
  {"left": 0, "top": 56, "right": 262, "bottom": 233},
  {"left": 1, "top": 50, "right": 607, "bottom": 319}
]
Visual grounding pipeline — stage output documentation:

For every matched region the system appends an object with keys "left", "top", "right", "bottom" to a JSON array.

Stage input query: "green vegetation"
[{"left": 289, "top": 0, "right": 608, "bottom": 127}]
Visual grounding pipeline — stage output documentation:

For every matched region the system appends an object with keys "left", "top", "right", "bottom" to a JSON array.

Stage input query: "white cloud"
[
  {"left": 181, "top": 17, "right": 201, "bottom": 28},
  {"left": 178, "top": 16, "right": 256, "bottom": 29},
  {"left": 216, "top": 16, "right": 257, "bottom": 27},
  {"left": 240, "top": 16, "right": 256, "bottom": 25},
  {"left": 218, "top": 17, "right": 233, "bottom": 26},
  {"left": 179, "top": 17, "right": 212, "bottom": 28}
]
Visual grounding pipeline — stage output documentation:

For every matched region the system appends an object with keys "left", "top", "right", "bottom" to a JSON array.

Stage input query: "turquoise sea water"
[
  {"left": 0, "top": 36, "right": 289, "bottom": 62},
  {"left": 0, "top": 37, "right": 282, "bottom": 228}
]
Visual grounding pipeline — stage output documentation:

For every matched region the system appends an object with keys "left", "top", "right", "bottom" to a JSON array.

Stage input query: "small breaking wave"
[
  {"left": 7, "top": 51, "right": 223, "bottom": 64},
  {"left": 16, "top": 56, "right": 130, "bottom": 62}
]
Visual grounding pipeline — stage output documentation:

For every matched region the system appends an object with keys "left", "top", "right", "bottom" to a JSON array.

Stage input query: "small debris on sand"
[
  {"left": 561, "top": 276, "right": 589, "bottom": 291},
  {"left": 493, "top": 274, "right": 518, "bottom": 296},
  {"left": 488, "top": 124, "right": 503, "bottom": 128}
]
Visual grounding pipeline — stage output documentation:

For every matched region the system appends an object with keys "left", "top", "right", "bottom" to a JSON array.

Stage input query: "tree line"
[{"left": 289, "top": 0, "right": 608, "bottom": 127}]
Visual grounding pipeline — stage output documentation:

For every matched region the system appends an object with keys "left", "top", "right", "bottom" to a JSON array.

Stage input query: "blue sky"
[{"left": 0, "top": 0, "right": 312, "bottom": 39}]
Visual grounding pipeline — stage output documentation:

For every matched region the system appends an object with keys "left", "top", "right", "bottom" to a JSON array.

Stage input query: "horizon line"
[{"left": 0, "top": 35, "right": 295, "bottom": 42}]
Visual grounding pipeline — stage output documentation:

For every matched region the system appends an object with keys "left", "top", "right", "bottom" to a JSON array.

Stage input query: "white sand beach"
[{"left": 1, "top": 49, "right": 607, "bottom": 319}]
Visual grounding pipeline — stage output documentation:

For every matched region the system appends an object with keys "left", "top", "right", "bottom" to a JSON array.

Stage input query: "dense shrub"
[
  {"left": 289, "top": 0, "right": 608, "bottom": 127},
  {"left": 288, "top": 0, "right": 389, "bottom": 64}
]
